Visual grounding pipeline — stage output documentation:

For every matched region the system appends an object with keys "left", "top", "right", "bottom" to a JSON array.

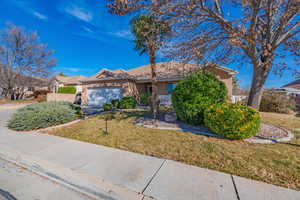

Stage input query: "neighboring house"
[
  {"left": 51, "top": 75, "right": 88, "bottom": 94},
  {"left": 282, "top": 79, "right": 300, "bottom": 90},
  {"left": 81, "top": 62, "right": 237, "bottom": 107}
]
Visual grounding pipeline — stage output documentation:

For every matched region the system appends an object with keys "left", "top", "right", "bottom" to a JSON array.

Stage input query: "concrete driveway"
[{"left": 0, "top": 106, "right": 299, "bottom": 200}]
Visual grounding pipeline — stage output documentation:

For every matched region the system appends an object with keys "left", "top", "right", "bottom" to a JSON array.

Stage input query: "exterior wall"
[
  {"left": 81, "top": 80, "right": 138, "bottom": 105},
  {"left": 47, "top": 93, "right": 76, "bottom": 103},
  {"left": 75, "top": 85, "right": 83, "bottom": 93},
  {"left": 82, "top": 68, "right": 234, "bottom": 105},
  {"left": 136, "top": 77, "right": 233, "bottom": 101},
  {"left": 136, "top": 81, "right": 178, "bottom": 96}
]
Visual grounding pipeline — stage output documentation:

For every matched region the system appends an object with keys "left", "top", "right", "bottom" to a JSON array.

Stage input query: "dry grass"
[
  {"left": 0, "top": 99, "right": 37, "bottom": 105},
  {"left": 45, "top": 111, "right": 300, "bottom": 191}
]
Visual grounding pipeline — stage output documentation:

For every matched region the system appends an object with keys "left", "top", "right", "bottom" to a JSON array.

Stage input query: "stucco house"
[
  {"left": 51, "top": 75, "right": 88, "bottom": 94},
  {"left": 81, "top": 62, "right": 237, "bottom": 107}
]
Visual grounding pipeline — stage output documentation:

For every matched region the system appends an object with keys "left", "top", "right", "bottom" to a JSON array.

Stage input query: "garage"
[{"left": 87, "top": 87, "right": 123, "bottom": 107}]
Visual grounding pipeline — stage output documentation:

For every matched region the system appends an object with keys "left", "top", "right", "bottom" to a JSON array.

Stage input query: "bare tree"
[
  {"left": 108, "top": 0, "right": 300, "bottom": 109},
  {"left": 0, "top": 24, "right": 56, "bottom": 100}
]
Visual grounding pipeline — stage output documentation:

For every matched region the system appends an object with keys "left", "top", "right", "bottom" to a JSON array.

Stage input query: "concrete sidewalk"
[{"left": 0, "top": 108, "right": 299, "bottom": 200}]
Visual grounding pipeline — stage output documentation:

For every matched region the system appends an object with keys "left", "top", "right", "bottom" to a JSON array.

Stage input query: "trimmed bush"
[
  {"left": 139, "top": 93, "right": 151, "bottom": 106},
  {"left": 8, "top": 102, "right": 82, "bottom": 131},
  {"left": 204, "top": 103, "right": 261, "bottom": 139},
  {"left": 172, "top": 71, "right": 228, "bottom": 125},
  {"left": 103, "top": 103, "right": 113, "bottom": 111},
  {"left": 111, "top": 99, "right": 120, "bottom": 108},
  {"left": 120, "top": 96, "right": 137, "bottom": 109},
  {"left": 58, "top": 86, "right": 76, "bottom": 94},
  {"left": 259, "top": 91, "right": 296, "bottom": 114}
]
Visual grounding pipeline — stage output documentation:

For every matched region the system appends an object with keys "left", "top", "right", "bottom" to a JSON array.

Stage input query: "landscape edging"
[{"left": 135, "top": 122, "right": 294, "bottom": 144}]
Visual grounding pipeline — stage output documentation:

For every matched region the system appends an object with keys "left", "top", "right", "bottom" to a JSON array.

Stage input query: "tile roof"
[{"left": 82, "top": 62, "right": 238, "bottom": 82}]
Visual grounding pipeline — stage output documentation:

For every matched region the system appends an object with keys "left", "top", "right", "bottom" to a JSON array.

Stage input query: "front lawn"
[{"left": 44, "top": 111, "right": 300, "bottom": 191}]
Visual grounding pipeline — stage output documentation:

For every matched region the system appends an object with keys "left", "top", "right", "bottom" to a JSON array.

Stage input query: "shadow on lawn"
[
  {"left": 281, "top": 142, "right": 300, "bottom": 147},
  {"left": 98, "top": 110, "right": 147, "bottom": 121}
]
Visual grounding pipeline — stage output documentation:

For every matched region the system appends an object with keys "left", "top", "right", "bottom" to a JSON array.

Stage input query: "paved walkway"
[{"left": 0, "top": 107, "right": 299, "bottom": 200}]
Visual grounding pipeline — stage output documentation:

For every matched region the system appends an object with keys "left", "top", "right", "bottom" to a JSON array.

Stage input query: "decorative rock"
[{"left": 164, "top": 113, "right": 177, "bottom": 122}]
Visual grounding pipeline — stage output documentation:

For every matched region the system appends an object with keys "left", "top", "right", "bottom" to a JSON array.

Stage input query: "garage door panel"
[{"left": 88, "top": 87, "right": 123, "bottom": 107}]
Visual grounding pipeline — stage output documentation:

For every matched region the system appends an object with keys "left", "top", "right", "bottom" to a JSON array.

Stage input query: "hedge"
[
  {"left": 120, "top": 96, "right": 137, "bottom": 109},
  {"left": 111, "top": 99, "right": 121, "bottom": 108},
  {"left": 58, "top": 86, "right": 76, "bottom": 94},
  {"left": 259, "top": 91, "right": 296, "bottom": 114},
  {"left": 103, "top": 103, "right": 113, "bottom": 111},
  {"left": 172, "top": 71, "right": 228, "bottom": 125},
  {"left": 204, "top": 103, "right": 261, "bottom": 139},
  {"left": 139, "top": 93, "right": 151, "bottom": 106}
]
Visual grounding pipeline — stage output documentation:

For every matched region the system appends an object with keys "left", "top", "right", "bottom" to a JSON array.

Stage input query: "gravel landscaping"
[{"left": 134, "top": 116, "right": 293, "bottom": 143}]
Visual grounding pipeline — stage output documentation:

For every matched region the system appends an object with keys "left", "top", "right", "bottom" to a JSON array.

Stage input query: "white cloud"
[
  {"left": 61, "top": 67, "right": 80, "bottom": 72},
  {"left": 109, "top": 30, "right": 133, "bottom": 39},
  {"left": 65, "top": 4, "right": 93, "bottom": 22},
  {"left": 33, "top": 11, "right": 48, "bottom": 20},
  {"left": 83, "top": 26, "right": 93, "bottom": 33}
]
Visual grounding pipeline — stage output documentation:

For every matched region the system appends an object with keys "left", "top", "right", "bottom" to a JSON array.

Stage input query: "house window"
[
  {"left": 168, "top": 83, "right": 177, "bottom": 94},
  {"left": 146, "top": 85, "right": 152, "bottom": 94}
]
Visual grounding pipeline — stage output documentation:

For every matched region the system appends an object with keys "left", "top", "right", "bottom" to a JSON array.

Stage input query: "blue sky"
[{"left": 0, "top": 0, "right": 297, "bottom": 88}]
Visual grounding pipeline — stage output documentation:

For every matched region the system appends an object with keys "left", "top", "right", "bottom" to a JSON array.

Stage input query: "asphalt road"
[{"left": 0, "top": 158, "right": 94, "bottom": 200}]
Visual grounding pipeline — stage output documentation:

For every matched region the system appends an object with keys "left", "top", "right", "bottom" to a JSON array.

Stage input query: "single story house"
[
  {"left": 81, "top": 62, "right": 238, "bottom": 107},
  {"left": 282, "top": 79, "right": 300, "bottom": 90},
  {"left": 51, "top": 75, "right": 88, "bottom": 94}
]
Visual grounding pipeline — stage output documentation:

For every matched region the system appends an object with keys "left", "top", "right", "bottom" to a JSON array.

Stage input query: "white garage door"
[{"left": 88, "top": 87, "right": 123, "bottom": 107}]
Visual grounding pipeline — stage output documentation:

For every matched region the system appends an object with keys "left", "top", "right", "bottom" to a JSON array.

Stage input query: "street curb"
[{"left": 0, "top": 146, "right": 146, "bottom": 200}]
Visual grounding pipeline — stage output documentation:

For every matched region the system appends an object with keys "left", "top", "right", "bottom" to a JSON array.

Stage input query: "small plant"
[
  {"left": 101, "top": 113, "right": 115, "bottom": 135},
  {"left": 8, "top": 102, "right": 81, "bottom": 131},
  {"left": 58, "top": 86, "right": 76, "bottom": 94},
  {"left": 103, "top": 103, "right": 113, "bottom": 111},
  {"left": 139, "top": 93, "right": 151, "bottom": 106},
  {"left": 172, "top": 71, "right": 228, "bottom": 125},
  {"left": 111, "top": 99, "right": 120, "bottom": 108},
  {"left": 204, "top": 103, "right": 261, "bottom": 140},
  {"left": 120, "top": 96, "right": 137, "bottom": 109}
]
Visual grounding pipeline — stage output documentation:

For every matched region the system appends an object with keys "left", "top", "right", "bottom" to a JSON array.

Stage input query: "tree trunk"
[
  {"left": 149, "top": 44, "right": 159, "bottom": 119},
  {"left": 247, "top": 63, "right": 271, "bottom": 109}
]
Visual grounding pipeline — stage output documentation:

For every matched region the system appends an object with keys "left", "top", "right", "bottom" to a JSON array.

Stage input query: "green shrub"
[
  {"left": 58, "top": 86, "right": 76, "bottom": 94},
  {"left": 139, "top": 93, "right": 151, "bottom": 106},
  {"left": 204, "top": 103, "right": 261, "bottom": 140},
  {"left": 172, "top": 71, "right": 228, "bottom": 125},
  {"left": 111, "top": 99, "right": 120, "bottom": 108},
  {"left": 103, "top": 103, "right": 113, "bottom": 111},
  {"left": 259, "top": 91, "right": 296, "bottom": 114},
  {"left": 120, "top": 96, "right": 137, "bottom": 109},
  {"left": 8, "top": 102, "right": 81, "bottom": 131}
]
